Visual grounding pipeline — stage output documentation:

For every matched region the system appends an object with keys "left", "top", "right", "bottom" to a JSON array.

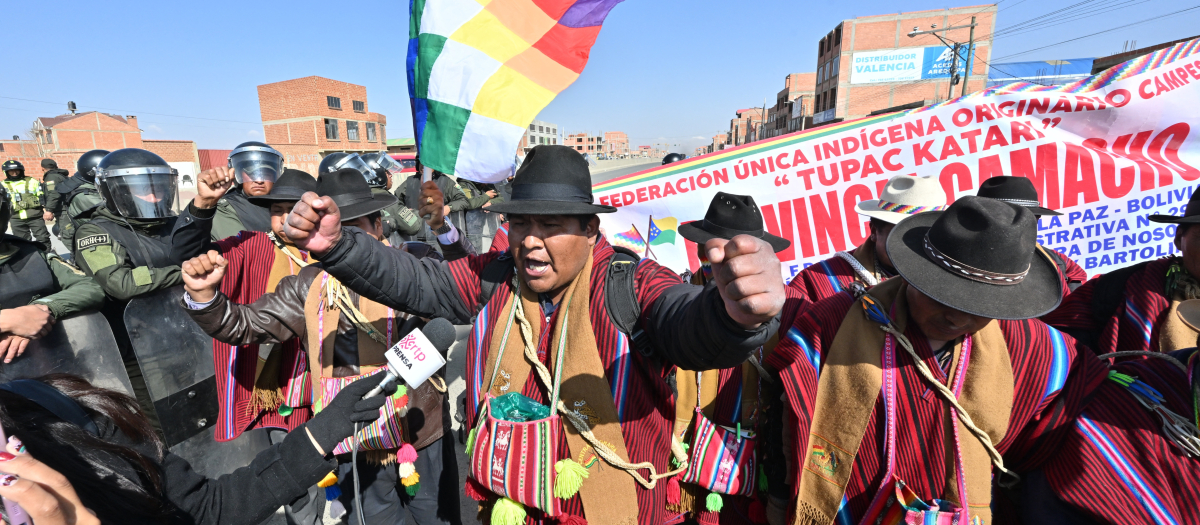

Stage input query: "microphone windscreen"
[{"left": 421, "top": 318, "right": 457, "bottom": 352}]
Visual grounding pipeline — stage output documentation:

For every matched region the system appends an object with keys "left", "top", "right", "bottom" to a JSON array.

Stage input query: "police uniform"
[
  {"left": 375, "top": 186, "right": 422, "bottom": 242},
  {"left": 3, "top": 171, "right": 51, "bottom": 251},
  {"left": 211, "top": 186, "right": 272, "bottom": 241},
  {"left": 52, "top": 174, "right": 103, "bottom": 251},
  {"left": 0, "top": 233, "right": 105, "bottom": 317},
  {"left": 40, "top": 159, "right": 70, "bottom": 219},
  {"left": 393, "top": 172, "right": 470, "bottom": 250}
]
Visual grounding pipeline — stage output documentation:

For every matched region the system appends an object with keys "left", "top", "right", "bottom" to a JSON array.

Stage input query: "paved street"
[{"left": 591, "top": 160, "right": 660, "bottom": 184}]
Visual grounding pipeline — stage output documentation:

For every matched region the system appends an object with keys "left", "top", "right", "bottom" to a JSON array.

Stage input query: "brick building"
[
  {"left": 0, "top": 111, "right": 199, "bottom": 184},
  {"left": 519, "top": 119, "right": 559, "bottom": 155},
  {"left": 813, "top": 5, "right": 996, "bottom": 125},
  {"left": 258, "top": 76, "right": 387, "bottom": 174},
  {"left": 706, "top": 133, "right": 729, "bottom": 154},
  {"left": 764, "top": 73, "right": 817, "bottom": 140},
  {"left": 604, "top": 131, "right": 629, "bottom": 158},
  {"left": 566, "top": 132, "right": 605, "bottom": 157},
  {"left": 728, "top": 108, "right": 764, "bottom": 147}
]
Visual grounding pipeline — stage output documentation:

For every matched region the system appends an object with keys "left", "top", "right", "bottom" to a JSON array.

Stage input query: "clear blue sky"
[{"left": 2, "top": 0, "right": 1196, "bottom": 153}]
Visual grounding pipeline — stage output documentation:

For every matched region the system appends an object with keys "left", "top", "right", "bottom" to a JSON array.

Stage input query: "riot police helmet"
[
  {"left": 2, "top": 160, "right": 24, "bottom": 179},
  {"left": 662, "top": 153, "right": 686, "bottom": 165},
  {"left": 318, "top": 152, "right": 374, "bottom": 183},
  {"left": 360, "top": 152, "right": 404, "bottom": 188},
  {"left": 227, "top": 141, "right": 284, "bottom": 185},
  {"left": 94, "top": 148, "right": 179, "bottom": 219},
  {"left": 76, "top": 149, "right": 110, "bottom": 183}
]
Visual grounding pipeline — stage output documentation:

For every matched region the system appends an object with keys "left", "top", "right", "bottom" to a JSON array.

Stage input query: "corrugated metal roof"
[{"left": 386, "top": 138, "right": 415, "bottom": 146}]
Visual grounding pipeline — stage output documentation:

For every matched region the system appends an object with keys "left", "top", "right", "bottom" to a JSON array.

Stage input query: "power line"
[
  {"left": 0, "top": 95, "right": 260, "bottom": 125},
  {"left": 992, "top": 4, "right": 1200, "bottom": 60}
]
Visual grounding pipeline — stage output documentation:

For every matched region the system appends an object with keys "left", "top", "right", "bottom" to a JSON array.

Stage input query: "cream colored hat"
[{"left": 854, "top": 175, "right": 948, "bottom": 224}]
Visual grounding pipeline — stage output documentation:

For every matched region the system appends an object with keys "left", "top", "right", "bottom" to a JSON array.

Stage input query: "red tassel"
[
  {"left": 557, "top": 514, "right": 588, "bottom": 525},
  {"left": 464, "top": 476, "right": 490, "bottom": 502},
  {"left": 666, "top": 476, "right": 681, "bottom": 506},
  {"left": 748, "top": 499, "right": 767, "bottom": 524}
]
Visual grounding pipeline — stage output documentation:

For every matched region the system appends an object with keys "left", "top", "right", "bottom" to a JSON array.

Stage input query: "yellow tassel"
[
  {"left": 317, "top": 472, "right": 338, "bottom": 489},
  {"left": 491, "top": 497, "right": 526, "bottom": 525},
  {"left": 553, "top": 459, "right": 588, "bottom": 499},
  {"left": 401, "top": 472, "right": 420, "bottom": 487}
]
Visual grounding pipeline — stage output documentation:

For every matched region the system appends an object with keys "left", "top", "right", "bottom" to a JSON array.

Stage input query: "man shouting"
[{"left": 284, "top": 145, "right": 785, "bottom": 524}]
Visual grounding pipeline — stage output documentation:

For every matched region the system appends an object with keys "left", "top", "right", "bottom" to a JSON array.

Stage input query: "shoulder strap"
[
  {"left": 478, "top": 252, "right": 514, "bottom": 306},
  {"left": 606, "top": 246, "right": 653, "bottom": 356},
  {"left": 1091, "top": 260, "right": 1154, "bottom": 322}
]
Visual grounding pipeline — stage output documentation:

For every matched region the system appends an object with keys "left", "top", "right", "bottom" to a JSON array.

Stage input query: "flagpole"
[
  {"left": 645, "top": 215, "right": 658, "bottom": 260},
  {"left": 631, "top": 224, "right": 654, "bottom": 259}
]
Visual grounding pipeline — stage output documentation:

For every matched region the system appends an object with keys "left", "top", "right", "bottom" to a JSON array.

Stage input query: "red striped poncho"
[
  {"left": 770, "top": 291, "right": 1109, "bottom": 522},
  {"left": 1043, "top": 257, "right": 1177, "bottom": 355},
  {"left": 211, "top": 231, "right": 312, "bottom": 441}
]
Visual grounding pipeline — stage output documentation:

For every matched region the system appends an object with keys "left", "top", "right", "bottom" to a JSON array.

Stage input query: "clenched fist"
[
  {"left": 704, "top": 235, "right": 785, "bottom": 329},
  {"left": 194, "top": 167, "right": 236, "bottom": 209},
  {"left": 182, "top": 250, "right": 229, "bottom": 303},
  {"left": 285, "top": 191, "right": 343, "bottom": 257},
  {"left": 419, "top": 181, "right": 446, "bottom": 228}
]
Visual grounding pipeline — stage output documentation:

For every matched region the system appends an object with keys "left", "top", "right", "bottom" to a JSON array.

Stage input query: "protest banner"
[{"left": 594, "top": 38, "right": 1200, "bottom": 281}]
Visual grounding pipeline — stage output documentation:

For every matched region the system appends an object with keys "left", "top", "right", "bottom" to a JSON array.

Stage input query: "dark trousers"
[
  {"left": 9, "top": 215, "right": 51, "bottom": 251},
  {"left": 336, "top": 436, "right": 460, "bottom": 525}
]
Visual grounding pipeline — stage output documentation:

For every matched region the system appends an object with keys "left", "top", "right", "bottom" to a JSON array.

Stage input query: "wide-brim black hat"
[
  {"left": 977, "top": 176, "right": 1061, "bottom": 216},
  {"left": 317, "top": 168, "right": 397, "bottom": 220},
  {"left": 248, "top": 169, "right": 318, "bottom": 206},
  {"left": 887, "top": 196, "right": 1062, "bottom": 320},
  {"left": 678, "top": 192, "right": 790, "bottom": 252},
  {"left": 486, "top": 145, "right": 616, "bottom": 215},
  {"left": 1149, "top": 186, "right": 1200, "bottom": 224}
]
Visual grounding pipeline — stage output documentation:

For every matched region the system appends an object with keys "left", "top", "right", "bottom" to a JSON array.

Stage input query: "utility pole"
[
  {"left": 947, "top": 43, "right": 960, "bottom": 101},
  {"left": 961, "top": 16, "right": 976, "bottom": 97},
  {"left": 907, "top": 19, "right": 978, "bottom": 100}
]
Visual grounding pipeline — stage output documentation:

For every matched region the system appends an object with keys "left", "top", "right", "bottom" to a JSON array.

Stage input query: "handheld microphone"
[{"left": 363, "top": 318, "right": 456, "bottom": 398}]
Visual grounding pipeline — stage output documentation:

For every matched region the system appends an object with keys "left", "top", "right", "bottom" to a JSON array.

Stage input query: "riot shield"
[
  {"left": 466, "top": 209, "right": 500, "bottom": 252},
  {"left": 124, "top": 285, "right": 271, "bottom": 476},
  {"left": 0, "top": 311, "right": 132, "bottom": 396}
]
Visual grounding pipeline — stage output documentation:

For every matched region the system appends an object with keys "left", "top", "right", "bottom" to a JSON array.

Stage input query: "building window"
[
  {"left": 538, "top": 126, "right": 544, "bottom": 132},
  {"left": 353, "top": 100, "right": 365, "bottom": 112},
  {"left": 552, "top": 138, "right": 556, "bottom": 145},
  {"left": 530, "top": 124, "right": 536, "bottom": 131},
  {"left": 44, "top": 131, "right": 52, "bottom": 144},
  {"left": 835, "top": 25, "right": 842, "bottom": 45},
  {"left": 347, "top": 121, "right": 360, "bottom": 141},
  {"left": 327, "top": 96, "right": 342, "bottom": 110},
  {"left": 325, "top": 119, "right": 339, "bottom": 140},
  {"left": 552, "top": 128, "right": 556, "bottom": 134},
  {"left": 366, "top": 122, "right": 377, "bottom": 141}
]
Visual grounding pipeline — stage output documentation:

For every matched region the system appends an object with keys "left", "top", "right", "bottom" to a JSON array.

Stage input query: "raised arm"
[
  {"left": 170, "top": 168, "right": 237, "bottom": 263},
  {"left": 179, "top": 251, "right": 310, "bottom": 345},
  {"left": 284, "top": 190, "right": 475, "bottom": 323}
]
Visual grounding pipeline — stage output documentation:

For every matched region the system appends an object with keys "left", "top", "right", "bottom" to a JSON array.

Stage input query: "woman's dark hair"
[{"left": 0, "top": 374, "right": 176, "bottom": 521}]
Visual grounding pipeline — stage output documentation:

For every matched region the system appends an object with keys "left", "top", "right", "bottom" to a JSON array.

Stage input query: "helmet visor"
[
  {"left": 371, "top": 154, "right": 406, "bottom": 177},
  {"left": 229, "top": 148, "right": 283, "bottom": 184},
  {"left": 333, "top": 154, "right": 375, "bottom": 180},
  {"left": 98, "top": 168, "right": 179, "bottom": 219}
]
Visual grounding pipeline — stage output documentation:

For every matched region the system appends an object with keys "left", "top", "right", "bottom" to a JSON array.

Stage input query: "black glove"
[{"left": 304, "top": 373, "right": 398, "bottom": 453}]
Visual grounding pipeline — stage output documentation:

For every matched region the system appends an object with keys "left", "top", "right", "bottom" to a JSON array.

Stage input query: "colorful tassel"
[
  {"left": 557, "top": 514, "right": 588, "bottom": 525},
  {"left": 666, "top": 476, "right": 681, "bottom": 505},
  {"left": 671, "top": 442, "right": 689, "bottom": 468},
  {"left": 399, "top": 462, "right": 416, "bottom": 478},
  {"left": 553, "top": 459, "right": 588, "bottom": 499},
  {"left": 748, "top": 499, "right": 767, "bottom": 523},
  {"left": 405, "top": 481, "right": 420, "bottom": 496},
  {"left": 705, "top": 492, "right": 723, "bottom": 513},
  {"left": 464, "top": 476, "right": 490, "bottom": 501},
  {"left": 491, "top": 497, "right": 527, "bottom": 525},
  {"left": 401, "top": 472, "right": 420, "bottom": 486},
  {"left": 317, "top": 471, "right": 338, "bottom": 488},
  {"left": 324, "top": 484, "right": 342, "bottom": 500},
  {"left": 328, "top": 498, "right": 347, "bottom": 520},
  {"left": 397, "top": 443, "right": 418, "bottom": 463},
  {"left": 465, "top": 427, "right": 477, "bottom": 451},
  {"left": 757, "top": 466, "right": 768, "bottom": 493},
  {"left": 278, "top": 404, "right": 293, "bottom": 416}
]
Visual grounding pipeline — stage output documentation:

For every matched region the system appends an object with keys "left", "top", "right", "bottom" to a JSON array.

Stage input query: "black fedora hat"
[
  {"left": 976, "top": 176, "right": 1061, "bottom": 216},
  {"left": 1148, "top": 186, "right": 1200, "bottom": 224},
  {"left": 317, "top": 168, "right": 397, "bottom": 220},
  {"left": 248, "top": 169, "right": 318, "bottom": 207},
  {"left": 887, "top": 196, "right": 1062, "bottom": 320},
  {"left": 679, "top": 192, "right": 791, "bottom": 252},
  {"left": 485, "top": 145, "right": 616, "bottom": 215}
]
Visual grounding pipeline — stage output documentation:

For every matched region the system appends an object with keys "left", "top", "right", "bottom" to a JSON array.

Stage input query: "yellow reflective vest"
[{"left": 3, "top": 177, "right": 44, "bottom": 219}]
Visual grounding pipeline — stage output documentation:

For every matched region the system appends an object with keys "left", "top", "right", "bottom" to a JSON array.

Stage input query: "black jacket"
[
  {"left": 313, "top": 228, "right": 776, "bottom": 370},
  {"left": 95, "top": 414, "right": 332, "bottom": 525}
]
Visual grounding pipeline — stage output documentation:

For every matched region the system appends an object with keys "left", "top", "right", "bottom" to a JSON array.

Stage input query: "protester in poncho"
[
  {"left": 282, "top": 145, "right": 786, "bottom": 524},
  {"left": 671, "top": 192, "right": 806, "bottom": 525},
  {"left": 1044, "top": 187, "right": 1200, "bottom": 354},
  {"left": 975, "top": 176, "right": 1088, "bottom": 295},
  {"left": 789, "top": 175, "right": 946, "bottom": 303},
  {"left": 182, "top": 169, "right": 473, "bottom": 523},
  {"left": 772, "top": 197, "right": 1107, "bottom": 525}
]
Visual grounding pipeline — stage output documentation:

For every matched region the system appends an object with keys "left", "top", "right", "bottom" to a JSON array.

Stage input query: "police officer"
[
  {"left": 2, "top": 160, "right": 52, "bottom": 251},
  {"left": 0, "top": 184, "right": 105, "bottom": 364},
  {"left": 392, "top": 158, "right": 470, "bottom": 251},
  {"left": 52, "top": 149, "right": 109, "bottom": 251},
  {"left": 210, "top": 141, "right": 281, "bottom": 240},
  {"left": 40, "top": 159, "right": 70, "bottom": 225},
  {"left": 361, "top": 152, "right": 422, "bottom": 243},
  {"left": 72, "top": 148, "right": 183, "bottom": 429}
]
